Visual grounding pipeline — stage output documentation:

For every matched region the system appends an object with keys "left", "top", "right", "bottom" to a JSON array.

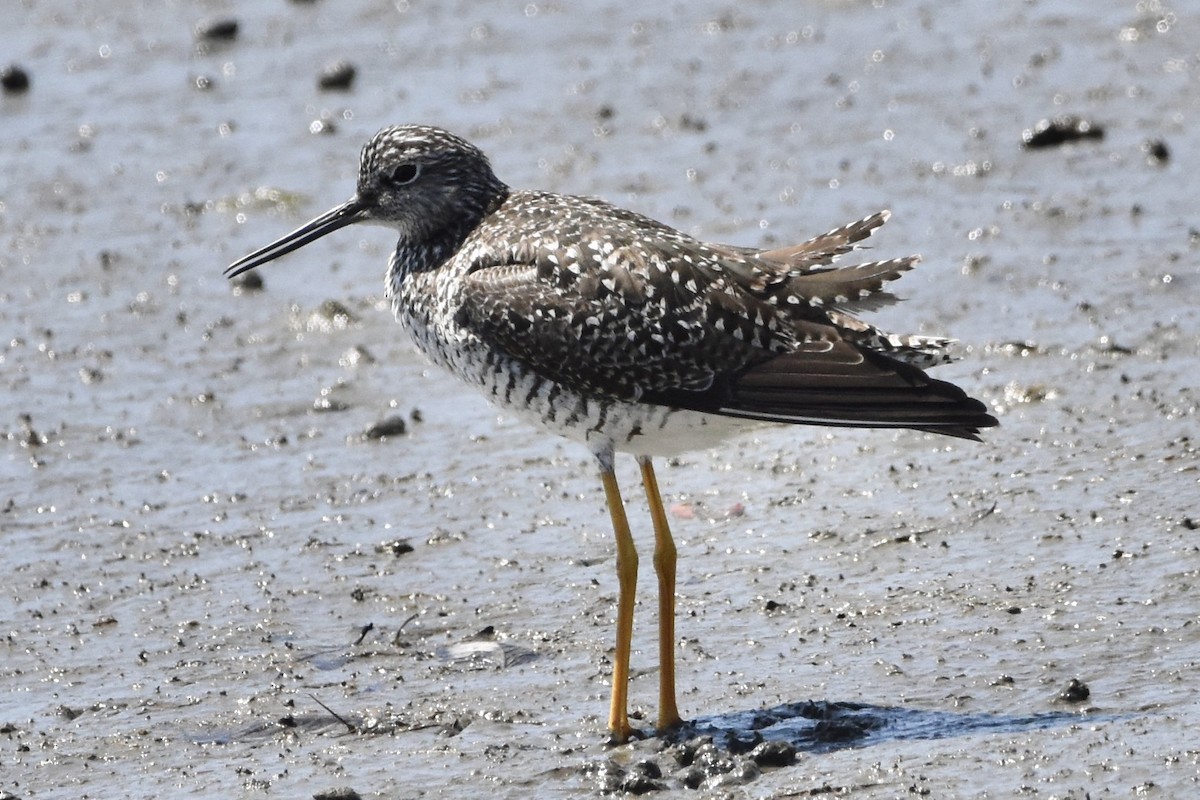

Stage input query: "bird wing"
[
  {"left": 458, "top": 195, "right": 889, "bottom": 400},
  {"left": 457, "top": 240, "right": 784, "bottom": 402},
  {"left": 456, "top": 194, "right": 994, "bottom": 438}
]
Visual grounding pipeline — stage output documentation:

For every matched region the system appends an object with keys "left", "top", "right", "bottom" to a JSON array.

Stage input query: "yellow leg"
[
  {"left": 600, "top": 464, "right": 638, "bottom": 741},
  {"left": 638, "top": 456, "right": 682, "bottom": 732}
]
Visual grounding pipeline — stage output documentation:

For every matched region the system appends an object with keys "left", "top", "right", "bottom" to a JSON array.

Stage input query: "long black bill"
[{"left": 224, "top": 198, "right": 368, "bottom": 279}]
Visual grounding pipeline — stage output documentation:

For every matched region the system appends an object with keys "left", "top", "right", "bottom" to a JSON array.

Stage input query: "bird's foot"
[{"left": 605, "top": 724, "right": 649, "bottom": 746}]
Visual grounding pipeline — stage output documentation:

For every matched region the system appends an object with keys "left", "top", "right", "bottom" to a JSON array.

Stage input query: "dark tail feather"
[{"left": 717, "top": 349, "right": 998, "bottom": 441}]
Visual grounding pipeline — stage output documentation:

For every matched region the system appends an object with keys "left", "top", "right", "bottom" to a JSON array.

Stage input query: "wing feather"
[{"left": 455, "top": 193, "right": 992, "bottom": 436}]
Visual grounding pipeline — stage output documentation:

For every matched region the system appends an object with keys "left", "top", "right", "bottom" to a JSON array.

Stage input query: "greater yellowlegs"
[{"left": 226, "top": 125, "right": 997, "bottom": 740}]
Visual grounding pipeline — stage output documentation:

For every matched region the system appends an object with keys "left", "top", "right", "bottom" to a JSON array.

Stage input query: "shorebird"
[{"left": 226, "top": 124, "right": 997, "bottom": 741}]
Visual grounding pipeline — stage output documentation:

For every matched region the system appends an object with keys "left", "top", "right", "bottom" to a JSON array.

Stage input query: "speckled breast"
[{"left": 389, "top": 278, "right": 745, "bottom": 458}]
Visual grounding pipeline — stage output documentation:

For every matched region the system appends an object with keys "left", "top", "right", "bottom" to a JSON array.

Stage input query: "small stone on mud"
[
  {"left": 692, "top": 740, "right": 737, "bottom": 774},
  {"left": 621, "top": 759, "right": 665, "bottom": 794},
  {"left": 678, "top": 766, "right": 705, "bottom": 789},
  {"left": 374, "top": 539, "right": 414, "bottom": 557},
  {"left": 664, "top": 736, "right": 703, "bottom": 766},
  {"left": 312, "top": 396, "right": 350, "bottom": 412},
  {"left": 1021, "top": 115, "right": 1104, "bottom": 149},
  {"left": 749, "top": 739, "right": 796, "bottom": 767},
  {"left": 585, "top": 759, "right": 628, "bottom": 794},
  {"left": 707, "top": 760, "right": 761, "bottom": 788},
  {"left": 318, "top": 60, "right": 357, "bottom": 91},
  {"left": 1059, "top": 678, "right": 1090, "bottom": 703},
  {"left": 1142, "top": 139, "right": 1169, "bottom": 165},
  {"left": 195, "top": 18, "right": 238, "bottom": 42},
  {"left": 312, "top": 789, "right": 362, "bottom": 800},
  {"left": 1, "top": 64, "right": 31, "bottom": 93},
  {"left": 363, "top": 415, "right": 407, "bottom": 439},
  {"left": 231, "top": 271, "right": 264, "bottom": 293}
]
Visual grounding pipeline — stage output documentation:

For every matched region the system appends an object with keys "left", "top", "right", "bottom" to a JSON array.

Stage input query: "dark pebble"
[
  {"left": 665, "top": 737, "right": 698, "bottom": 767},
  {"left": 1, "top": 64, "right": 30, "bottom": 93},
  {"left": 749, "top": 740, "right": 796, "bottom": 767},
  {"left": 1059, "top": 678, "right": 1090, "bottom": 703},
  {"left": 692, "top": 742, "right": 737, "bottom": 774},
  {"left": 196, "top": 18, "right": 239, "bottom": 41},
  {"left": 313, "top": 789, "right": 363, "bottom": 800},
  {"left": 1021, "top": 115, "right": 1105, "bottom": 149},
  {"left": 586, "top": 759, "right": 627, "bottom": 794},
  {"left": 363, "top": 415, "right": 407, "bottom": 439},
  {"left": 678, "top": 766, "right": 705, "bottom": 789},
  {"left": 231, "top": 272, "right": 264, "bottom": 293},
  {"left": 374, "top": 539, "right": 414, "bottom": 557},
  {"left": 312, "top": 397, "right": 350, "bottom": 413},
  {"left": 620, "top": 759, "right": 664, "bottom": 794},
  {"left": 318, "top": 60, "right": 356, "bottom": 91},
  {"left": 620, "top": 774, "right": 663, "bottom": 794},
  {"left": 1142, "top": 138, "right": 1170, "bottom": 164}
]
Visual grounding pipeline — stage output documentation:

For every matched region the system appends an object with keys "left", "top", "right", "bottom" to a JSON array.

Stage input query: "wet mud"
[{"left": 3, "top": 1, "right": 1198, "bottom": 798}]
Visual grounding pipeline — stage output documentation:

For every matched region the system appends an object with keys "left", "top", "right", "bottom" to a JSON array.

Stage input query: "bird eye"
[{"left": 387, "top": 163, "right": 421, "bottom": 186}]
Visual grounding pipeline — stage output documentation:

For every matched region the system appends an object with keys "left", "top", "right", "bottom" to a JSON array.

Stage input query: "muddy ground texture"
[{"left": 2, "top": 1, "right": 1198, "bottom": 798}]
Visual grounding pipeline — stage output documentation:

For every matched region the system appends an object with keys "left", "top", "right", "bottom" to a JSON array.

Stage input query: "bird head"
[{"left": 225, "top": 125, "right": 506, "bottom": 279}]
